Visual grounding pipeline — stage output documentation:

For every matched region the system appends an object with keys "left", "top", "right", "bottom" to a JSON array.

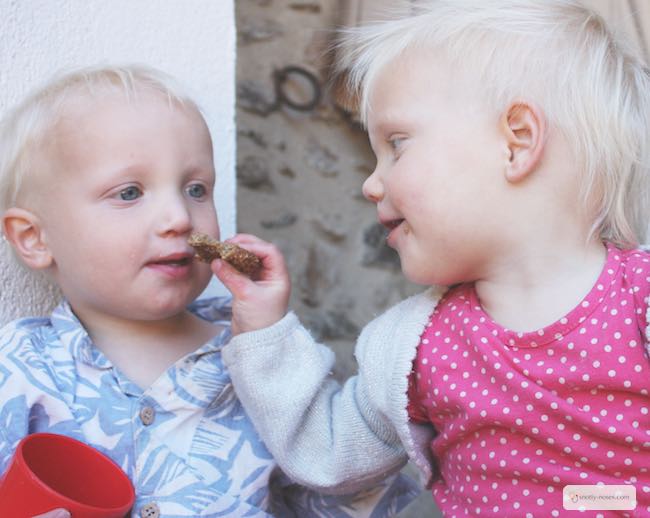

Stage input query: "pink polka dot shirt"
[{"left": 408, "top": 244, "right": 650, "bottom": 517}]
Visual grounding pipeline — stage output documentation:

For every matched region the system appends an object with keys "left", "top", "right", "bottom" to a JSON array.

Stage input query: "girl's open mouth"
[{"left": 382, "top": 218, "right": 405, "bottom": 231}]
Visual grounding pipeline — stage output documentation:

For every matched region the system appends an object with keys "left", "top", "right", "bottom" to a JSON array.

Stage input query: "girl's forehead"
[
  {"left": 369, "top": 56, "right": 455, "bottom": 107},
  {"left": 367, "top": 49, "right": 491, "bottom": 120}
]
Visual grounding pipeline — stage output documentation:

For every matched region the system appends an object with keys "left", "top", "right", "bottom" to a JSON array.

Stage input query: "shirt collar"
[
  {"left": 51, "top": 300, "right": 112, "bottom": 368},
  {"left": 50, "top": 297, "right": 233, "bottom": 368}
]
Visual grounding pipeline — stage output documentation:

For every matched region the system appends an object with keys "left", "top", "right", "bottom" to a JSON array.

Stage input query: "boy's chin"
[{"left": 148, "top": 285, "right": 210, "bottom": 317}]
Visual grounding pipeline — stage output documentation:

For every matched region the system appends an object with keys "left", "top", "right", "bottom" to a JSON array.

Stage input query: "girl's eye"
[
  {"left": 389, "top": 136, "right": 406, "bottom": 153},
  {"left": 119, "top": 186, "right": 142, "bottom": 201},
  {"left": 187, "top": 183, "right": 207, "bottom": 199}
]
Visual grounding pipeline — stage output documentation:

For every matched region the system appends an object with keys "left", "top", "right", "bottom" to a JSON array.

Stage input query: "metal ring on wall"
[{"left": 273, "top": 66, "right": 321, "bottom": 112}]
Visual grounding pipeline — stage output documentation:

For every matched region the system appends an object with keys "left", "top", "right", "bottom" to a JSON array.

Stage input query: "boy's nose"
[
  {"left": 362, "top": 170, "right": 384, "bottom": 203},
  {"left": 157, "top": 195, "right": 192, "bottom": 236}
]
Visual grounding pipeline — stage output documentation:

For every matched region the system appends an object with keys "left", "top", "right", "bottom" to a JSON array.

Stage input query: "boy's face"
[
  {"left": 33, "top": 90, "right": 219, "bottom": 323},
  {"left": 363, "top": 51, "right": 507, "bottom": 286}
]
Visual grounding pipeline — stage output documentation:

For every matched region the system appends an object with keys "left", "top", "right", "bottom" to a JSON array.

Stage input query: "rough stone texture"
[{"left": 235, "top": 1, "right": 438, "bottom": 516}]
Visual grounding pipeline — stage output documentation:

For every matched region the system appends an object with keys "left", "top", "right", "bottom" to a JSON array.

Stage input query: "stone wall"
[
  {"left": 236, "top": 0, "right": 421, "bottom": 381},
  {"left": 235, "top": 1, "right": 435, "bottom": 515}
]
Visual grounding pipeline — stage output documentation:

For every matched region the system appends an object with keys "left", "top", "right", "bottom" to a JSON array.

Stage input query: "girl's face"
[
  {"left": 363, "top": 51, "right": 509, "bottom": 286},
  {"left": 33, "top": 91, "right": 219, "bottom": 325}
]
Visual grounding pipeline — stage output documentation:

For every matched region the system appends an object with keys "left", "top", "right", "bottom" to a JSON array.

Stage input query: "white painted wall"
[{"left": 0, "top": 0, "right": 236, "bottom": 325}]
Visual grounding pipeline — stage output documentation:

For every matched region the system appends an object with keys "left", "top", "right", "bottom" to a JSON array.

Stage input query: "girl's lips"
[
  {"left": 381, "top": 218, "right": 405, "bottom": 231},
  {"left": 385, "top": 219, "right": 406, "bottom": 247}
]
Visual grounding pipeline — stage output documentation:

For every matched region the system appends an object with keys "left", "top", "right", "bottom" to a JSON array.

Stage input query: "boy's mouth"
[
  {"left": 148, "top": 253, "right": 193, "bottom": 267},
  {"left": 146, "top": 253, "right": 195, "bottom": 280},
  {"left": 155, "top": 258, "right": 192, "bottom": 266}
]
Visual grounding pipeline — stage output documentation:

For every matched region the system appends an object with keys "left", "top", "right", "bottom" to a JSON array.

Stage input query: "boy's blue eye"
[
  {"left": 119, "top": 186, "right": 142, "bottom": 201},
  {"left": 187, "top": 183, "right": 207, "bottom": 199}
]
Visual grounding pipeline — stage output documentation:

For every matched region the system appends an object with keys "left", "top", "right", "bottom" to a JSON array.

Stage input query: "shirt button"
[
  {"left": 140, "top": 502, "right": 160, "bottom": 518},
  {"left": 139, "top": 406, "right": 155, "bottom": 426}
]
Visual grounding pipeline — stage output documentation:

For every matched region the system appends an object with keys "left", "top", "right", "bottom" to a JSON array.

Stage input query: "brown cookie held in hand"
[{"left": 188, "top": 232, "right": 262, "bottom": 275}]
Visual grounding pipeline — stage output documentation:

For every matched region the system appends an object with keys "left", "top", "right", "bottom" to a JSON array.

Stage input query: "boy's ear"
[
  {"left": 2, "top": 208, "right": 53, "bottom": 270},
  {"left": 500, "top": 100, "right": 546, "bottom": 183}
]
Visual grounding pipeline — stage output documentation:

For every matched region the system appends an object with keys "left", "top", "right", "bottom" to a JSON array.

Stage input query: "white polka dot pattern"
[{"left": 408, "top": 245, "right": 650, "bottom": 517}]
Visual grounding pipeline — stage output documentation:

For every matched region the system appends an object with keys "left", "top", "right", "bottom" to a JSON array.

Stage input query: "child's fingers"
[
  {"left": 225, "top": 235, "right": 288, "bottom": 282},
  {"left": 226, "top": 233, "right": 267, "bottom": 244},
  {"left": 211, "top": 259, "right": 253, "bottom": 298}
]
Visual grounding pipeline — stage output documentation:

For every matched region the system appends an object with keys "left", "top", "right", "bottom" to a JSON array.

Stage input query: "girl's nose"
[{"left": 362, "top": 169, "right": 384, "bottom": 203}]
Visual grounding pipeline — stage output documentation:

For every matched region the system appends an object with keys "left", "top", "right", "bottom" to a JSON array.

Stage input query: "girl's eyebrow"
[
  {"left": 369, "top": 106, "right": 416, "bottom": 134},
  {"left": 369, "top": 113, "right": 399, "bottom": 133}
]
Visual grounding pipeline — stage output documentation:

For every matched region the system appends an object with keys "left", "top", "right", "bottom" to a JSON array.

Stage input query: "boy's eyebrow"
[
  {"left": 103, "top": 162, "right": 214, "bottom": 178},
  {"left": 107, "top": 164, "right": 147, "bottom": 178}
]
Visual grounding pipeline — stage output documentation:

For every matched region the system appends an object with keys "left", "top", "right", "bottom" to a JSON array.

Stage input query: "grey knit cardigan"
[{"left": 222, "top": 287, "right": 445, "bottom": 495}]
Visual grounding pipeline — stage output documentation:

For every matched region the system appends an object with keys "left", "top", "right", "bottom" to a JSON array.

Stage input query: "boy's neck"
[
  {"left": 474, "top": 236, "right": 607, "bottom": 333},
  {"left": 71, "top": 306, "right": 221, "bottom": 389}
]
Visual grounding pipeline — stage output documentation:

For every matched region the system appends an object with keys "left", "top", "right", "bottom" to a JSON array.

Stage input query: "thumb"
[{"left": 211, "top": 259, "right": 251, "bottom": 298}]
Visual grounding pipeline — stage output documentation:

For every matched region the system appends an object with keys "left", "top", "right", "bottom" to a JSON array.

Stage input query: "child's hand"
[{"left": 211, "top": 234, "right": 290, "bottom": 336}]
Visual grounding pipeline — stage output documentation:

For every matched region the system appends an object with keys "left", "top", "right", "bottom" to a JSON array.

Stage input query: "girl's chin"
[{"left": 400, "top": 260, "right": 450, "bottom": 287}]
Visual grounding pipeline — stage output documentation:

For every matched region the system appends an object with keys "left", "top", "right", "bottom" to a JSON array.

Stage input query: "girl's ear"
[
  {"left": 2, "top": 207, "right": 53, "bottom": 269},
  {"left": 500, "top": 100, "right": 546, "bottom": 183}
]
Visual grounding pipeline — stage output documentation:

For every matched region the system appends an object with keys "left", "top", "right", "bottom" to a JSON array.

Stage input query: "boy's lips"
[
  {"left": 145, "top": 252, "right": 196, "bottom": 279},
  {"left": 147, "top": 252, "right": 194, "bottom": 266}
]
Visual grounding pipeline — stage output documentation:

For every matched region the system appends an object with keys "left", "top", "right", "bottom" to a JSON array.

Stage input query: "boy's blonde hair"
[
  {"left": 0, "top": 64, "right": 199, "bottom": 215},
  {"left": 339, "top": 0, "right": 650, "bottom": 248}
]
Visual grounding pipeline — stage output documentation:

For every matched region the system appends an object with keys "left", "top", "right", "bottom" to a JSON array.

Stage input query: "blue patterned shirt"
[{"left": 0, "top": 297, "right": 418, "bottom": 517}]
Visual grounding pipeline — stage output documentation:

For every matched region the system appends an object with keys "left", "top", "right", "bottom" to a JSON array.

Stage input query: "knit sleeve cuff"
[{"left": 221, "top": 311, "right": 302, "bottom": 365}]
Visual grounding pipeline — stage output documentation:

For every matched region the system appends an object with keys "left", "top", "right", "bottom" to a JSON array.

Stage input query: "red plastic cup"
[{"left": 0, "top": 433, "right": 135, "bottom": 517}]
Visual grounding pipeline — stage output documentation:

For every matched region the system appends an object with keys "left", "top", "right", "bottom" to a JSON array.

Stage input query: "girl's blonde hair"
[
  {"left": 339, "top": 0, "right": 650, "bottom": 247},
  {"left": 0, "top": 64, "right": 199, "bottom": 215}
]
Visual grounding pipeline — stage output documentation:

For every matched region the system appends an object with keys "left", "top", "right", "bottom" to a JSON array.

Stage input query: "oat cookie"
[{"left": 188, "top": 232, "right": 261, "bottom": 275}]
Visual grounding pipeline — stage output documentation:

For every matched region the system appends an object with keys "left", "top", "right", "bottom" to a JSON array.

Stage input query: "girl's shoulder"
[
  {"left": 355, "top": 287, "right": 445, "bottom": 367},
  {"left": 617, "top": 245, "right": 650, "bottom": 289},
  {"left": 615, "top": 246, "right": 650, "bottom": 335}
]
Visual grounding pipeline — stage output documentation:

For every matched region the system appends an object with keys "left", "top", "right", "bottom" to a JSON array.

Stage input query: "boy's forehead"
[
  {"left": 14, "top": 85, "right": 208, "bottom": 210},
  {"left": 42, "top": 90, "right": 196, "bottom": 167},
  {"left": 59, "top": 86, "right": 178, "bottom": 118},
  {"left": 50, "top": 88, "right": 197, "bottom": 145}
]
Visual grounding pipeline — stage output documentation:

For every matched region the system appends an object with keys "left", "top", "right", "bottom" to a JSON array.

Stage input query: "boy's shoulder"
[
  {"left": 0, "top": 314, "right": 65, "bottom": 396},
  {"left": 0, "top": 315, "right": 55, "bottom": 356}
]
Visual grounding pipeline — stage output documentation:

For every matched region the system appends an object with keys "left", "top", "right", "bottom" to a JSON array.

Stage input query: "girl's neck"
[{"left": 474, "top": 237, "right": 607, "bottom": 333}]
